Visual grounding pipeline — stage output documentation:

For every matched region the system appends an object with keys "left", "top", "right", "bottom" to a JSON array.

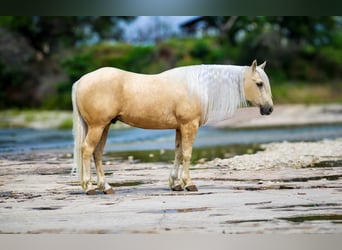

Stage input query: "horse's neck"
[
  {"left": 199, "top": 64, "right": 245, "bottom": 79},
  {"left": 195, "top": 65, "right": 246, "bottom": 125}
]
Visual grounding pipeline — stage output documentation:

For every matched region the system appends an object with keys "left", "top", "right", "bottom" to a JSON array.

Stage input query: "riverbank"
[
  {"left": 1, "top": 104, "right": 342, "bottom": 129},
  {"left": 214, "top": 104, "right": 342, "bottom": 128},
  {"left": 0, "top": 138, "right": 341, "bottom": 233}
]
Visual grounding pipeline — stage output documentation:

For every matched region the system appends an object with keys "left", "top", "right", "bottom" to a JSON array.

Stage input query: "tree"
[
  {"left": 0, "top": 16, "right": 135, "bottom": 109},
  {"left": 0, "top": 16, "right": 135, "bottom": 57},
  {"left": 181, "top": 16, "right": 342, "bottom": 82},
  {"left": 183, "top": 16, "right": 338, "bottom": 46}
]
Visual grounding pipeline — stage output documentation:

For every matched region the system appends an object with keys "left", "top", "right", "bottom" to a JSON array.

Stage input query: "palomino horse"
[{"left": 72, "top": 60, "right": 273, "bottom": 195}]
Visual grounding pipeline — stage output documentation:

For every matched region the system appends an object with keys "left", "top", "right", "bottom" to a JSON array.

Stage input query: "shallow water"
[{"left": 0, "top": 124, "right": 342, "bottom": 154}]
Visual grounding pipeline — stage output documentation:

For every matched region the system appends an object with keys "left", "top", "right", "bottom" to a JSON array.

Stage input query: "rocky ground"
[
  {"left": 0, "top": 138, "right": 341, "bottom": 234},
  {"left": 1, "top": 104, "right": 341, "bottom": 233}
]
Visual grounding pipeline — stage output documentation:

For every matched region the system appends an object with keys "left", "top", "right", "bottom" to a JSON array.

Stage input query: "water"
[{"left": 1, "top": 124, "right": 342, "bottom": 154}]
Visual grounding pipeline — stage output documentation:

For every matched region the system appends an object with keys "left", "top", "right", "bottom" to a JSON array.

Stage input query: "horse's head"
[{"left": 243, "top": 60, "right": 273, "bottom": 115}]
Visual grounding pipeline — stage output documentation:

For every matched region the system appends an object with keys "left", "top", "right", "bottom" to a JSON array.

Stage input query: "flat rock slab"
[{"left": 0, "top": 139, "right": 342, "bottom": 234}]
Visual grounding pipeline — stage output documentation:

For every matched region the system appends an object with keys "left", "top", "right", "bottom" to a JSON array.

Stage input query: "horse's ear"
[
  {"left": 259, "top": 61, "right": 266, "bottom": 69},
  {"left": 251, "top": 60, "right": 257, "bottom": 72}
]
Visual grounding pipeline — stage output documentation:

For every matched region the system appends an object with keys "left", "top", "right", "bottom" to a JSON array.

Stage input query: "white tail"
[{"left": 71, "top": 81, "right": 87, "bottom": 176}]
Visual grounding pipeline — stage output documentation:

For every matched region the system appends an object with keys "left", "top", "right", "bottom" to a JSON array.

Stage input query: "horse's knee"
[
  {"left": 183, "top": 155, "right": 191, "bottom": 164},
  {"left": 81, "top": 143, "right": 93, "bottom": 160}
]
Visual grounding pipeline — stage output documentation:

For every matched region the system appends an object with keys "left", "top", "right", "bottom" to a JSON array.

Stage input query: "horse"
[{"left": 71, "top": 60, "right": 273, "bottom": 195}]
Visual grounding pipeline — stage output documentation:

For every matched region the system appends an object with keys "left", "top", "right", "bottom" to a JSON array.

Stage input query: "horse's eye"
[{"left": 256, "top": 81, "right": 263, "bottom": 87}]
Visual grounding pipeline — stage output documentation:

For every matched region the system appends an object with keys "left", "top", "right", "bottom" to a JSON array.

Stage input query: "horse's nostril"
[{"left": 260, "top": 105, "right": 273, "bottom": 115}]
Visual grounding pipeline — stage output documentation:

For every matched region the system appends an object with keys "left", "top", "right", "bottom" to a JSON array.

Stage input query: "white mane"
[{"left": 184, "top": 65, "right": 247, "bottom": 125}]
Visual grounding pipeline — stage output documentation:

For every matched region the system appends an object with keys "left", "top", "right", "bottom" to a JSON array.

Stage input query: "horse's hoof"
[
  {"left": 86, "top": 189, "right": 97, "bottom": 195},
  {"left": 171, "top": 184, "right": 184, "bottom": 191},
  {"left": 103, "top": 188, "right": 115, "bottom": 195},
  {"left": 185, "top": 185, "right": 198, "bottom": 192}
]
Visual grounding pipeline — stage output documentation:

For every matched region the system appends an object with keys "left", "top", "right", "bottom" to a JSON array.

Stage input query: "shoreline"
[
  {"left": 1, "top": 104, "right": 342, "bottom": 157},
  {"left": 1, "top": 104, "right": 342, "bottom": 129}
]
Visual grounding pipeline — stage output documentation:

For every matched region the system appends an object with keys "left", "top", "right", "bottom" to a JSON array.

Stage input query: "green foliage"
[
  {"left": 271, "top": 81, "right": 342, "bottom": 104},
  {"left": 318, "top": 32, "right": 342, "bottom": 74},
  {"left": 190, "top": 40, "right": 210, "bottom": 58},
  {"left": 62, "top": 43, "right": 155, "bottom": 77},
  {"left": 46, "top": 43, "right": 156, "bottom": 109},
  {"left": 0, "top": 61, "right": 33, "bottom": 109},
  {"left": 0, "top": 16, "right": 135, "bottom": 54},
  {"left": 57, "top": 117, "right": 73, "bottom": 130}
]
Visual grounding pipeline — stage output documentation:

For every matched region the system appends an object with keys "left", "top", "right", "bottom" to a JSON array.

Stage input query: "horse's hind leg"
[
  {"left": 169, "top": 129, "right": 184, "bottom": 191},
  {"left": 93, "top": 124, "right": 114, "bottom": 194},
  {"left": 81, "top": 126, "right": 104, "bottom": 195}
]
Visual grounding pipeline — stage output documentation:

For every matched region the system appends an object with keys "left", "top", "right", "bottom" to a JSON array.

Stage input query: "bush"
[{"left": 190, "top": 40, "right": 210, "bottom": 58}]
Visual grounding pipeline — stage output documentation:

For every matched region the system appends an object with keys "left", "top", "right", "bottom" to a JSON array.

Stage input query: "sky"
[{"left": 121, "top": 16, "right": 195, "bottom": 42}]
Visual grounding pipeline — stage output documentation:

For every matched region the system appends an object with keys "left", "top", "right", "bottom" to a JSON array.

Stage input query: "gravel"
[{"left": 210, "top": 138, "right": 342, "bottom": 170}]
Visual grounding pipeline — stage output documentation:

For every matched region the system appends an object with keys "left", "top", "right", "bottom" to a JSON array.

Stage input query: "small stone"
[{"left": 128, "top": 156, "right": 134, "bottom": 164}]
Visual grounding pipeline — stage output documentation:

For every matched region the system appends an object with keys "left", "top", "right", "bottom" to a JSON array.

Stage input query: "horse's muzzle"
[{"left": 260, "top": 105, "right": 273, "bottom": 115}]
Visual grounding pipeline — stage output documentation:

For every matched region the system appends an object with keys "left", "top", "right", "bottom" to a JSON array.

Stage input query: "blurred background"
[
  {"left": 0, "top": 16, "right": 341, "bottom": 110},
  {"left": 0, "top": 16, "right": 342, "bottom": 156}
]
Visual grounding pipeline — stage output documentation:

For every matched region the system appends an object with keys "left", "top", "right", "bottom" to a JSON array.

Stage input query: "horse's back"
[{"left": 77, "top": 65, "right": 200, "bottom": 88}]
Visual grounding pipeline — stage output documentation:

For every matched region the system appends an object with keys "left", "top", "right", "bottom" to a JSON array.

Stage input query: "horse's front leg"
[
  {"left": 180, "top": 121, "right": 199, "bottom": 191},
  {"left": 169, "top": 129, "right": 184, "bottom": 191},
  {"left": 93, "top": 124, "right": 114, "bottom": 194}
]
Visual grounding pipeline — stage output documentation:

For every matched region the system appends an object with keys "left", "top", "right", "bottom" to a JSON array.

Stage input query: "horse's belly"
[{"left": 119, "top": 112, "right": 179, "bottom": 129}]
